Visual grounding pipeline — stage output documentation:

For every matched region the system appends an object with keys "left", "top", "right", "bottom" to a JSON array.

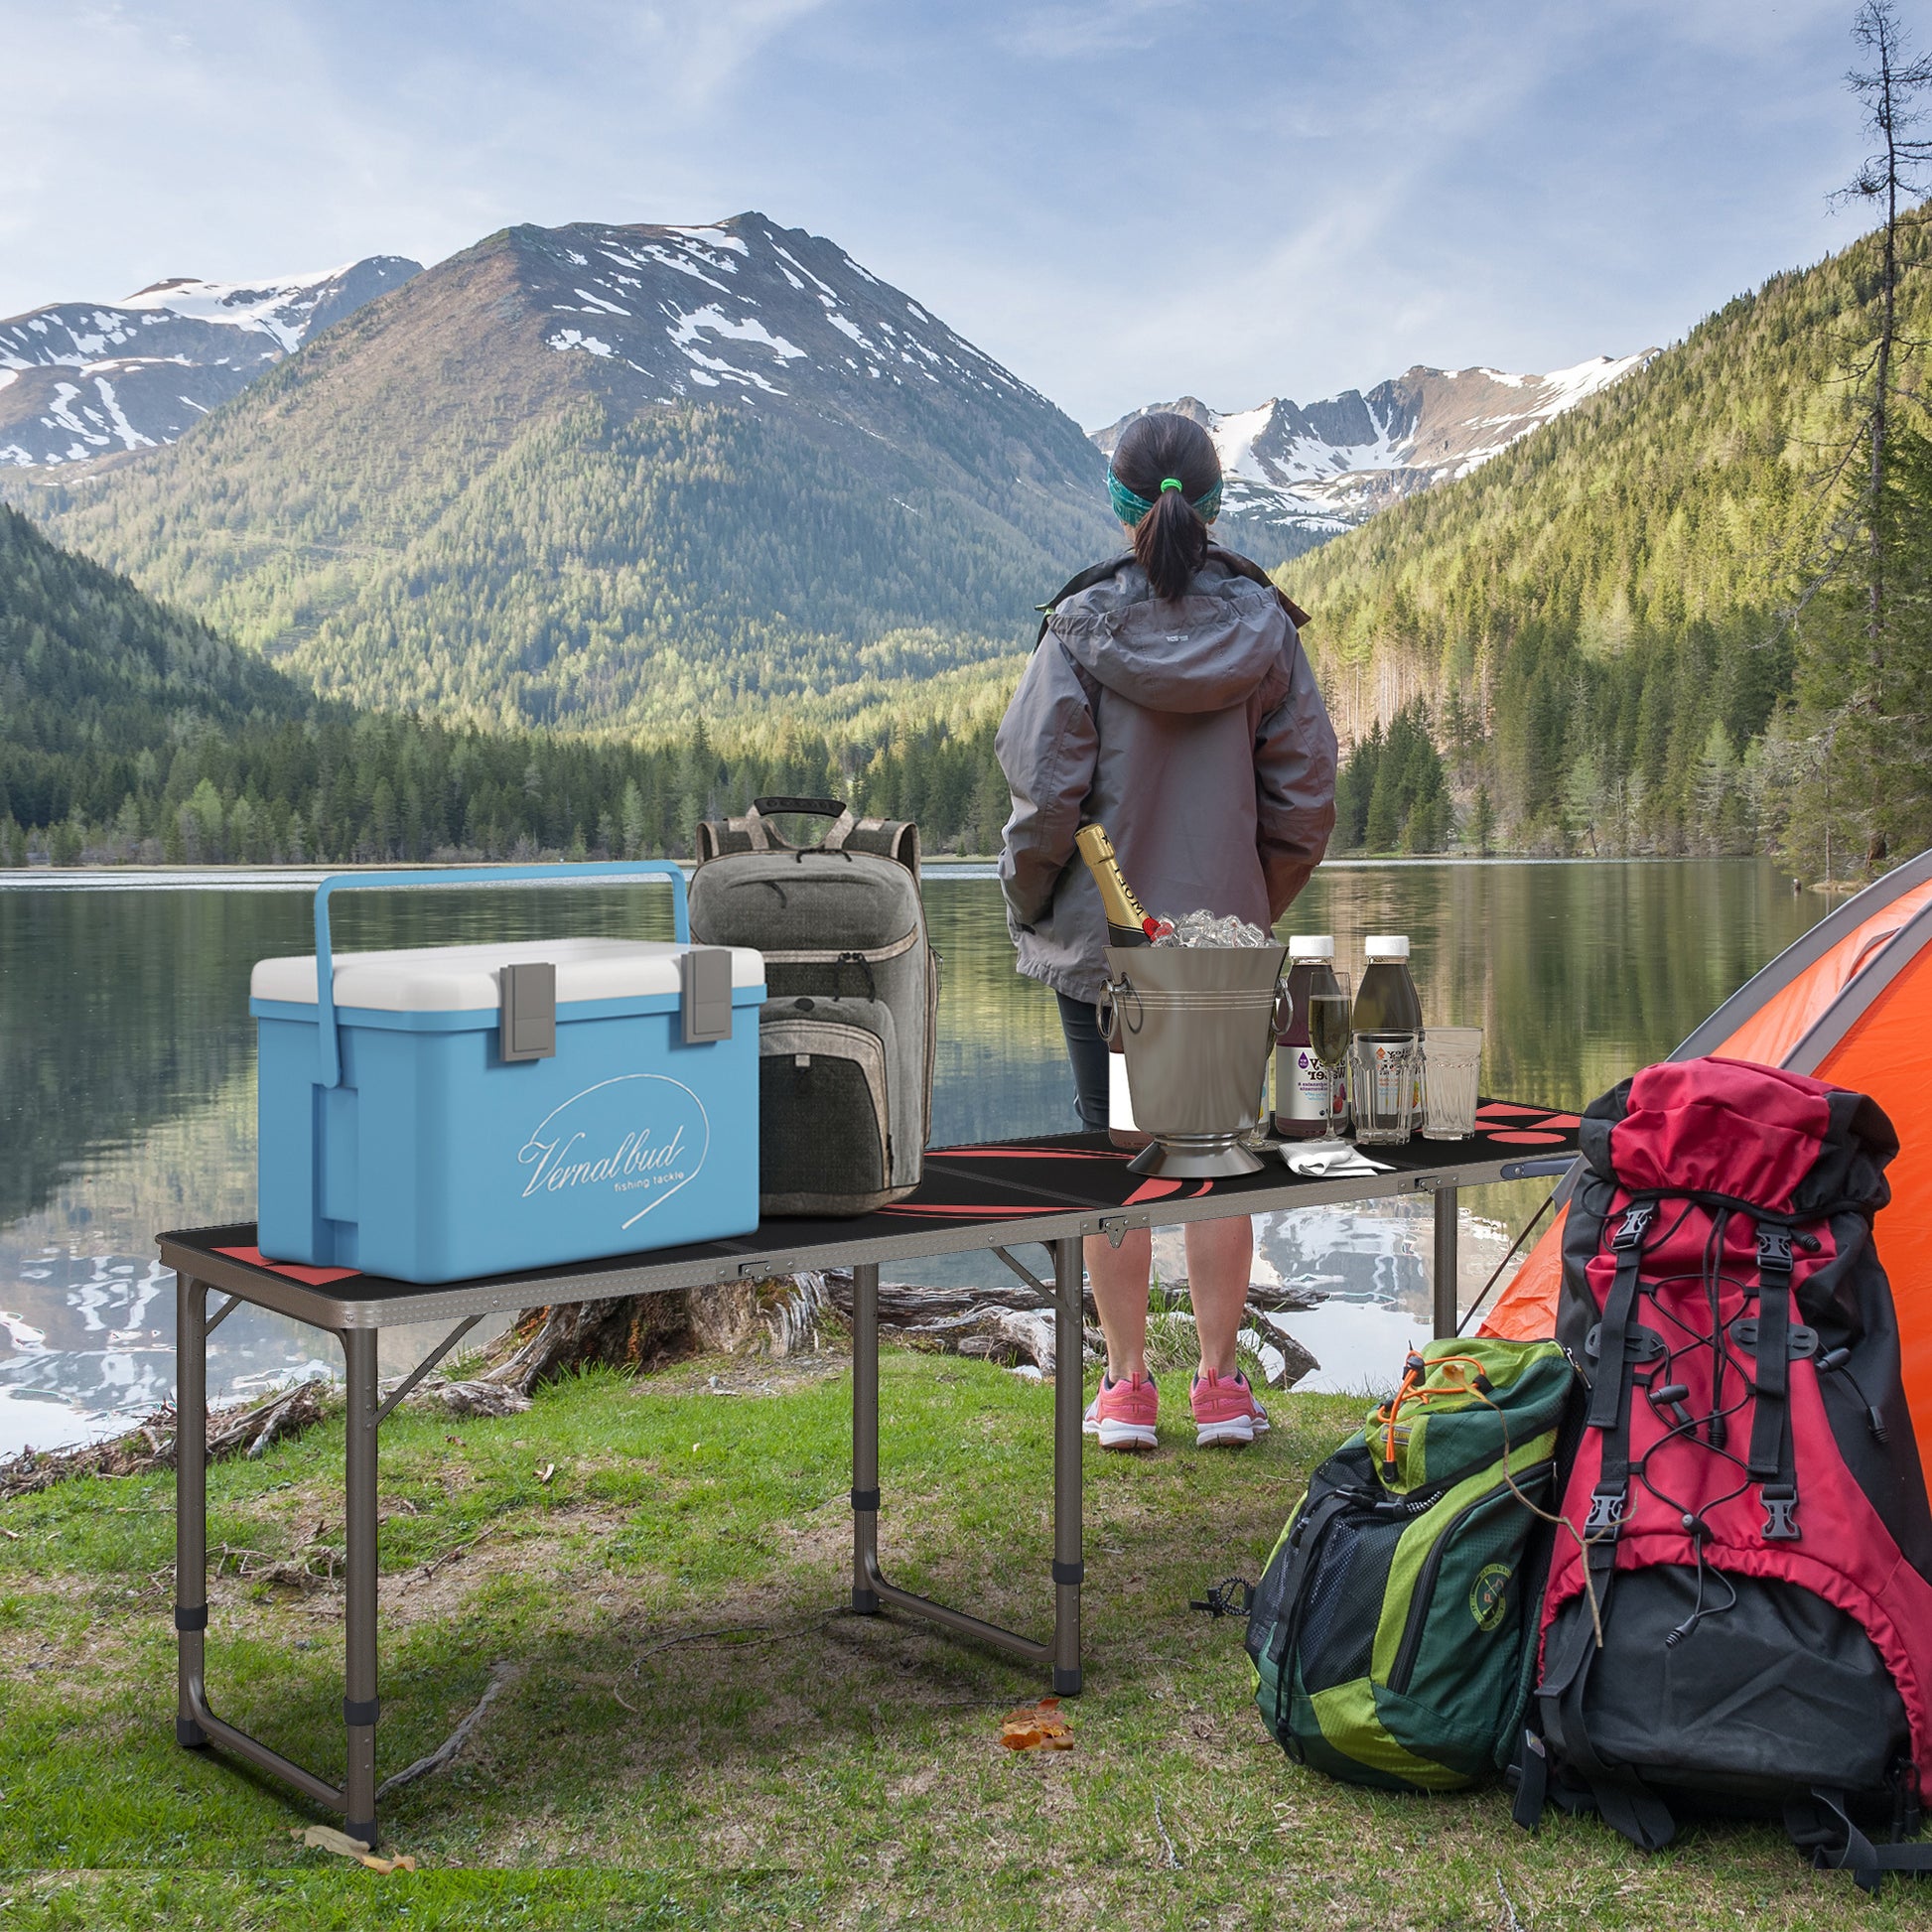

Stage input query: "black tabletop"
[{"left": 159, "top": 1102, "right": 1582, "bottom": 1328}]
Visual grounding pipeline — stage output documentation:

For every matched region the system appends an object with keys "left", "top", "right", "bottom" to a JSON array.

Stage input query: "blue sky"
[{"left": 0, "top": 0, "right": 1899, "bottom": 424}]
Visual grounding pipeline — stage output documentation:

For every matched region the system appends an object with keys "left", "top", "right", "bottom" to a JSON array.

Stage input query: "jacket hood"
[{"left": 1046, "top": 558, "right": 1292, "bottom": 714}]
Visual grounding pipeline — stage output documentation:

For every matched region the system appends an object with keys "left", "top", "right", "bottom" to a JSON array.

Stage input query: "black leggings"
[{"left": 1056, "top": 993, "right": 1111, "bottom": 1133}]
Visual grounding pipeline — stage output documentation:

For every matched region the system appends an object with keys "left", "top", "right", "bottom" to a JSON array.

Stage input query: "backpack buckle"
[
  {"left": 1584, "top": 1487, "right": 1626, "bottom": 1537},
  {"left": 1760, "top": 1483, "right": 1801, "bottom": 1541},
  {"left": 1611, "top": 1205, "right": 1654, "bottom": 1252},
  {"left": 1756, "top": 1227, "right": 1794, "bottom": 1272}
]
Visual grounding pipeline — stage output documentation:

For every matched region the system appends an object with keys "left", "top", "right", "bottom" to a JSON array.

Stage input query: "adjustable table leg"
[
  {"left": 850, "top": 1248, "right": 1074, "bottom": 1679},
  {"left": 342, "top": 1328, "right": 380, "bottom": 1848},
  {"left": 1433, "top": 1185, "right": 1460, "bottom": 1339},
  {"left": 1050, "top": 1235, "right": 1084, "bottom": 1696},
  {"left": 851, "top": 1263, "right": 881, "bottom": 1614},
  {"left": 175, "top": 1276, "right": 208, "bottom": 1748}
]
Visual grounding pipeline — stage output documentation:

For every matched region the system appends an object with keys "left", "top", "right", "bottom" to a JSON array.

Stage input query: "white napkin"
[{"left": 1284, "top": 1143, "right": 1394, "bottom": 1178}]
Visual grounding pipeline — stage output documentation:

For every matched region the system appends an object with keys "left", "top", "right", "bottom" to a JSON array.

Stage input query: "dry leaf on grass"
[
  {"left": 292, "top": 1824, "right": 419, "bottom": 1871},
  {"left": 1000, "top": 1696, "right": 1074, "bottom": 1751}
]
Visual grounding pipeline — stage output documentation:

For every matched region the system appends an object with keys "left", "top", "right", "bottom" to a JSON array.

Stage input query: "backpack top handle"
[
  {"left": 693, "top": 798, "right": 920, "bottom": 883},
  {"left": 743, "top": 797, "right": 858, "bottom": 853}
]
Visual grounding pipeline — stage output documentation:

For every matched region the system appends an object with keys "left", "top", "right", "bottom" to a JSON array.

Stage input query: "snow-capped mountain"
[
  {"left": 1093, "top": 356, "right": 1654, "bottom": 548},
  {"left": 0, "top": 257, "right": 420, "bottom": 469},
  {"left": 492, "top": 214, "right": 1104, "bottom": 500},
  {"left": 22, "top": 214, "right": 1114, "bottom": 732}
]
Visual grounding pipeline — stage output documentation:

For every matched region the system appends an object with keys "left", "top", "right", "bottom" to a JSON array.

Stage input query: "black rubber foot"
[
  {"left": 175, "top": 1717, "right": 207, "bottom": 1748},
  {"left": 345, "top": 1820, "right": 377, "bottom": 1852},
  {"left": 1052, "top": 1666, "right": 1082, "bottom": 1697},
  {"left": 852, "top": 1587, "right": 880, "bottom": 1615}
]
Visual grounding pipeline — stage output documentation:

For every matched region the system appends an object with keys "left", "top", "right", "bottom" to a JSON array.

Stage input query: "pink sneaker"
[
  {"left": 1083, "top": 1372, "right": 1159, "bottom": 1450},
  {"left": 1191, "top": 1368, "right": 1257, "bottom": 1448}
]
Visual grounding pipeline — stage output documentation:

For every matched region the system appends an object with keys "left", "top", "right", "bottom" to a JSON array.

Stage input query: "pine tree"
[{"left": 1467, "top": 784, "right": 1496, "bottom": 855}]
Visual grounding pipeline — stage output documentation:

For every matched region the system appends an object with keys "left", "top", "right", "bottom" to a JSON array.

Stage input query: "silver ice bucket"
[{"left": 1099, "top": 942, "right": 1287, "bottom": 1176}]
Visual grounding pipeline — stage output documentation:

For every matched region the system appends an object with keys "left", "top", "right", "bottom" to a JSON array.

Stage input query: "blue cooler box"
[{"left": 251, "top": 866, "right": 764, "bottom": 1284}]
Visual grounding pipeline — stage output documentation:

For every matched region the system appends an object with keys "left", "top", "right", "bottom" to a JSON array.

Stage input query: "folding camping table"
[{"left": 156, "top": 1105, "right": 1581, "bottom": 1846}]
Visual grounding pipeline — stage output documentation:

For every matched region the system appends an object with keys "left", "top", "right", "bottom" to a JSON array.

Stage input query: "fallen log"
[
  {"left": 0, "top": 1379, "right": 330, "bottom": 1500},
  {"left": 467, "top": 1263, "right": 1332, "bottom": 1391}
]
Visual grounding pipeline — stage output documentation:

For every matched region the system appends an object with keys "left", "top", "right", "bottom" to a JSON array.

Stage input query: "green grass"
[{"left": 0, "top": 1350, "right": 1916, "bottom": 1928}]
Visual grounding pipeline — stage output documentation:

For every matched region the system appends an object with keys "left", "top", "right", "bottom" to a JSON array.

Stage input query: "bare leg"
[
  {"left": 1184, "top": 1216, "right": 1253, "bottom": 1378},
  {"left": 1084, "top": 1228, "right": 1152, "bottom": 1381}
]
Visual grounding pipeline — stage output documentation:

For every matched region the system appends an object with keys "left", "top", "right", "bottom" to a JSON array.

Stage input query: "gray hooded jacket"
[{"left": 995, "top": 553, "right": 1337, "bottom": 1004}]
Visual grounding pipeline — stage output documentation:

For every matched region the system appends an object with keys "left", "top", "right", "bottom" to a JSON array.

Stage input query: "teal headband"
[{"left": 1108, "top": 468, "right": 1223, "bottom": 526}]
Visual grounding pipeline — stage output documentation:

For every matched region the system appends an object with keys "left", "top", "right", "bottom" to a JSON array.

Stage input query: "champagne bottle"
[{"left": 1075, "top": 823, "right": 1172, "bottom": 947}]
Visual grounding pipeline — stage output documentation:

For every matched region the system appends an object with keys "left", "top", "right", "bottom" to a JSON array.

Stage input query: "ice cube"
[{"left": 1152, "top": 908, "right": 1271, "bottom": 948}]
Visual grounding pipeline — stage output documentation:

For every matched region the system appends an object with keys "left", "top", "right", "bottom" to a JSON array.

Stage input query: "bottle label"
[{"left": 1280, "top": 1045, "right": 1347, "bottom": 1123}]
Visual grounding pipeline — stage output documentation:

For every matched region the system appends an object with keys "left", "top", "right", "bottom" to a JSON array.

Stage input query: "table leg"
[
  {"left": 848, "top": 1248, "right": 1073, "bottom": 1680},
  {"left": 1050, "top": 1235, "right": 1084, "bottom": 1696},
  {"left": 175, "top": 1275, "right": 208, "bottom": 1749},
  {"left": 851, "top": 1262, "right": 881, "bottom": 1615},
  {"left": 342, "top": 1327, "right": 380, "bottom": 1849},
  {"left": 1433, "top": 1185, "right": 1459, "bottom": 1339}
]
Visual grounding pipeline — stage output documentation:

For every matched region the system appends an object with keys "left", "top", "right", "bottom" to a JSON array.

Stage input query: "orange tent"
[{"left": 1481, "top": 851, "right": 1932, "bottom": 1481}]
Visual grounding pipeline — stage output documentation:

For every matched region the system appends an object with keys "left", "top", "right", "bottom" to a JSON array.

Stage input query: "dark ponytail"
[{"left": 1109, "top": 411, "right": 1221, "bottom": 602}]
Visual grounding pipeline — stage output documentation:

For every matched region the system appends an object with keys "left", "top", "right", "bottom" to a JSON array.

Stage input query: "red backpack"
[{"left": 1514, "top": 1057, "right": 1932, "bottom": 1890}]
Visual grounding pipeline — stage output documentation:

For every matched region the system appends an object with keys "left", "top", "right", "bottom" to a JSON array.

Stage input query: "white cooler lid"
[{"left": 251, "top": 937, "right": 763, "bottom": 1013}]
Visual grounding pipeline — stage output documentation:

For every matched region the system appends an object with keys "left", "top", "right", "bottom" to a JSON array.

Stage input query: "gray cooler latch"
[
  {"left": 499, "top": 962, "right": 557, "bottom": 1062},
  {"left": 679, "top": 947, "right": 734, "bottom": 1044}
]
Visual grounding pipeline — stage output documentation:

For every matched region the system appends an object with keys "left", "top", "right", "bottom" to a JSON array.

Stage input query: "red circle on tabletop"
[
  {"left": 1475, "top": 1103, "right": 1544, "bottom": 1118},
  {"left": 1489, "top": 1130, "right": 1566, "bottom": 1145}
]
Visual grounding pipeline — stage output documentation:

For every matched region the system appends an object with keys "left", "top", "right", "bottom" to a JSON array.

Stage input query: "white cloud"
[
  {"left": 0, "top": 0, "right": 1886, "bottom": 430},
  {"left": 1002, "top": 0, "right": 1200, "bottom": 60}
]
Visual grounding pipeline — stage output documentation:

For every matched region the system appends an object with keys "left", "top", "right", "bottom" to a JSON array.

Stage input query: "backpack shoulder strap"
[
  {"left": 836, "top": 815, "right": 923, "bottom": 884},
  {"left": 1788, "top": 1789, "right": 1932, "bottom": 1893},
  {"left": 1034, "top": 548, "right": 1311, "bottom": 647},
  {"left": 1034, "top": 553, "right": 1136, "bottom": 646},
  {"left": 1205, "top": 546, "right": 1312, "bottom": 629},
  {"left": 695, "top": 817, "right": 755, "bottom": 864}
]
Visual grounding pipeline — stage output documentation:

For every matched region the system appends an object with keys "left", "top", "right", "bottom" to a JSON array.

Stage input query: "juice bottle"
[
  {"left": 1274, "top": 935, "right": 1346, "bottom": 1138},
  {"left": 1352, "top": 935, "right": 1424, "bottom": 1128}
]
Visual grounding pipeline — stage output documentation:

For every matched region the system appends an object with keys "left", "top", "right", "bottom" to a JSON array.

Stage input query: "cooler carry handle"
[{"left": 310, "top": 863, "right": 691, "bottom": 1089}]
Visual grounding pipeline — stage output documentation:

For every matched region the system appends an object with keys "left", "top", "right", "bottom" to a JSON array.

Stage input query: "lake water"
[{"left": 0, "top": 862, "right": 1819, "bottom": 1453}]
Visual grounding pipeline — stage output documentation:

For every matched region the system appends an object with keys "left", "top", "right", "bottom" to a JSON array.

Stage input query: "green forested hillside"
[
  {"left": 24, "top": 399, "right": 1087, "bottom": 737},
  {"left": 14, "top": 218, "right": 1113, "bottom": 738},
  {"left": 0, "top": 502, "right": 316, "bottom": 858},
  {"left": 1287, "top": 210, "right": 1932, "bottom": 859},
  {"left": 0, "top": 503, "right": 1014, "bottom": 866}
]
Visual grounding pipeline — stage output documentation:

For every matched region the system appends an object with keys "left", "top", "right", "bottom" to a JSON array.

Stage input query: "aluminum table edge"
[{"left": 158, "top": 1148, "right": 1541, "bottom": 1329}]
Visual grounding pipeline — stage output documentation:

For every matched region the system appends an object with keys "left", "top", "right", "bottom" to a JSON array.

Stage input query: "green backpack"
[{"left": 1245, "top": 1336, "right": 1578, "bottom": 1792}]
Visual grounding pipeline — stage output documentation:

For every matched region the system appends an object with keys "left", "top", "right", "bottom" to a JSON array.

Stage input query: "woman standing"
[{"left": 995, "top": 410, "right": 1336, "bottom": 1449}]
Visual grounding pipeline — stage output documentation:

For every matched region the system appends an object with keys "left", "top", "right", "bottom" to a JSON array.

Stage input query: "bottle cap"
[
  {"left": 1288, "top": 934, "right": 1335, "bottom": 959},
  {"left": 1364, "top": 935, "right": 1411, "bottom": 960}
]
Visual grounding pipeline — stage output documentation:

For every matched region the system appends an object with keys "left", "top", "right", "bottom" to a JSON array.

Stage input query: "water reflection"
[{"left": 0, "top": 863, "right": 1819, "bottom": 1450}]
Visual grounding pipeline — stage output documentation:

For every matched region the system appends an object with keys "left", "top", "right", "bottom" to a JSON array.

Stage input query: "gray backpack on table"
[{"left": 690, "top": 797, "right": 937, "bottom": 1216}]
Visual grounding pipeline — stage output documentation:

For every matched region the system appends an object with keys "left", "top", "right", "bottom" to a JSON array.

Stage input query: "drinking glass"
[
  {"left": 1351, "top": 1032, "right": 1419, "bottom": 1145},
  {"left": 1307, "top": 974, "right": 1353, "bottom": 1144},
  {"left": 1422, "top": 1026, "right": 1483, "bottom": 1140},
  {"left": 1243, "top": 1056, "right": 1274, "bottom": 1152}
]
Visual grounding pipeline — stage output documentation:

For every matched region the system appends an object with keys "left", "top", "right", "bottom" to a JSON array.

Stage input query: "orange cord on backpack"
[{"left": 1373, "top": 1349, "right": 1496, "bottom": 1476}]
